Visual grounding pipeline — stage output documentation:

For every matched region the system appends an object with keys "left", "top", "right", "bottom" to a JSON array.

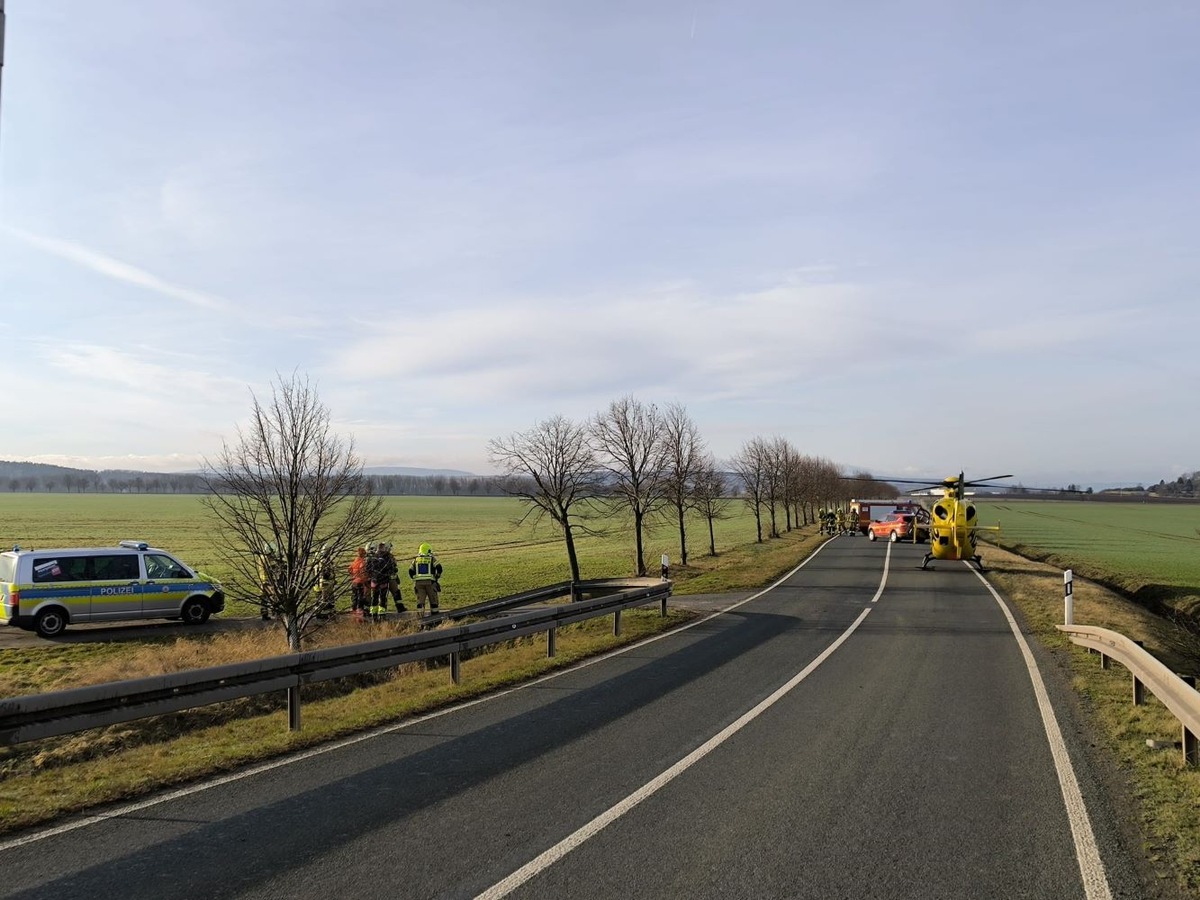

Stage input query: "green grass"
[
  {"left": 980, "top": 500, "right": 1200, "bottom": 619},
  {"left": 0, "top": 494, "right": 775, "bottom": 617}
]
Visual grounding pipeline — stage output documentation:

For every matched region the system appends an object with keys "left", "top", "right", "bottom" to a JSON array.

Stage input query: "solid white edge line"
[
  {"left": 474, "top": 538, "right": 891, "bottom": 900},
  {"left": 0, "top": 537, "right": 845, "bottom": 854},
  {"left": 968, "top": 564, "right": 1113, "bottom": 900}
]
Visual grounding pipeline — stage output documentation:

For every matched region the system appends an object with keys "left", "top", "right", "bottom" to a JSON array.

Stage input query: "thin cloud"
[
  {"left": 323, "top": 275, "right": 877, "bottom": 406},
  {"left": 35, "top": 341, "right": 250, "bottom": 405},
  {"left": 3, "top": 225, "right": 229, "bottom": 312}
]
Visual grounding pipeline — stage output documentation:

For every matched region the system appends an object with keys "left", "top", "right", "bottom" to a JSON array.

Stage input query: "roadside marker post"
[{"left": 1064, "top": 569, "right": 1074, "bottom": 626}]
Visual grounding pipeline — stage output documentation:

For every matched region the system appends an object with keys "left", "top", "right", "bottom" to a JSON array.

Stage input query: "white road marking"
[
  {"left": 969, "top": 565, "right": 1113, "bottom": 900},
  {"left": 872, "top": 540, "right": 892, "bottom": 602},
  {"left": 474, "top": 540, "right": 890, "bottom": 900},
  {"left": 0, "top": 538, "right": 844, "bottom": 853}
]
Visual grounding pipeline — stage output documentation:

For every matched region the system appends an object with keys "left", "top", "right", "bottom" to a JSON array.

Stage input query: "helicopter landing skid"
[{"left": 972, "top": 555, "right": 985, "bottom": 572}]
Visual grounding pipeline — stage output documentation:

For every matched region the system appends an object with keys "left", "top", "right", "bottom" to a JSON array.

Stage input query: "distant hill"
[
  {"left": 0, "top": 460, "right": 99, "bottom": 479},
  {"left": 0, "top": 459, "right": 500, "bottom": 497},
  {"left": 0, "top": 460, "right": 478, "bottom": 480}
]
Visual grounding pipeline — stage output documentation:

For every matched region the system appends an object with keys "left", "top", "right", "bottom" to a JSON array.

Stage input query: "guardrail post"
[
  {"left": 1100, "top": 653, "right": 1110, "bottom": 670},
  {"left": 660, "top": 594, "right": 667, "bottom": 617},
  {"left": 547, "top": 626, "right": 557, "bottom": 658},
  {"left": 287, "top": 686, "right": 302, "bottom": 732},
  {"left": 450, "top": 652, "right": 461, "bottom": 685},
  {"left": 613, "top": 609, "right": 622, "bottom": 637},
  {"left": 1180, "top": 674, "right": 1197, "bottom": 688},
  {"left": 1129, "top": 641, "right": 1145, "bottom": 704},
  {"left": 1184, "top": 726, "right": 1199, "bottom": 767}
]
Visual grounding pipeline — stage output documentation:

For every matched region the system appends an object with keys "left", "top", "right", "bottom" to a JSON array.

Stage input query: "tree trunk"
[
  {"left": 676, "top": 504, "right": 688, "bottom": 567},
  {"left": 564, "top": 522, "right": 582, "bottom": 590},
  {"left": 285, "top": 614, "right": 301, "bottom": 652},
  {"left": 707, "top": 517, "right": 716, "bottom": 556},
  {"left": 754, "top": 506, "right": 763, "bottom": 543},
  {"left": 633, "top": 508, "right": 646, "bottom": 576}
]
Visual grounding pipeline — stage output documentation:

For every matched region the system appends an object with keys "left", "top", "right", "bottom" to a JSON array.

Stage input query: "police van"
[{"left": 0, "top": 541, "right": 225, "bottom": 638}]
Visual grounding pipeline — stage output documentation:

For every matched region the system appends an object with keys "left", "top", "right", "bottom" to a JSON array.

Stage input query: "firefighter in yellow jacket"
[{"left": 408, "top": 543, "right": 442, "bottom": 615}]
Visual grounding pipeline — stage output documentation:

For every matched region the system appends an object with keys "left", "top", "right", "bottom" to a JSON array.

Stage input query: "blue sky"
[{"left": 1, "top": 1, "right": 1197, "bottom": 487}]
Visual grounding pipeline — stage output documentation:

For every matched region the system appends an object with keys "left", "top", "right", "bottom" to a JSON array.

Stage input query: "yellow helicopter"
[{"left": 881, "top": 472, "right": 1011, "bottom": 571}]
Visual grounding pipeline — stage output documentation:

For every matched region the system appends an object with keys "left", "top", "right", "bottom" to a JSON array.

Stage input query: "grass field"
[
  {"left": 0, "top": 493, "right": 779, "bottom": 617},
  {"left": 978, "top": 500, "right": 1200, "bottom": 618}
]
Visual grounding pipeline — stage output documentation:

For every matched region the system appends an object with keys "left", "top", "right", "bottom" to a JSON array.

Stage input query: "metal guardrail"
[
  {"left": 1058, "top": 623, "right": 1200, "bottom": 765},
  {"left": 0, "top": 581, "right": 672, "bottom": 747},
  {"left": 421, "top": 578, "right": 658, "bottom": 627}
]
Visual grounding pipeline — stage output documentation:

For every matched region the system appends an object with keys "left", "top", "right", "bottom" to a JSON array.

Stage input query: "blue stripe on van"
[{"left": 17, "top": 587, "right": 96, "bottom": 601}]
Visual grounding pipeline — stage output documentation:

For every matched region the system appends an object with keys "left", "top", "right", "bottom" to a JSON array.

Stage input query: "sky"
[{"left": 1, "top": 1, "right": 1198, "bottom": 488}]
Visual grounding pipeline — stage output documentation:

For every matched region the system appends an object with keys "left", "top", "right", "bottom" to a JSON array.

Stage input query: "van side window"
[
  {"left": 33, "top": 559, "right": 68, "bottom": 583},
  {"left": 145, "top": 554, "right": 188, "bottom": 579},
  {"left": 64, "top": 557, "right": 90, "bottom": 581},
  {"left": 32, "top": 557, "right": 89, "bottom": 582},
  {"left": 94, "top": 555, "right": 140, "bottom": 580}
]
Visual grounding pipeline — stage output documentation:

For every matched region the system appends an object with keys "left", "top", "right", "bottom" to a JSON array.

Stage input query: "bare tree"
[
  {"left": 488, "top": 415, "right": 604, "bottom": 588},
  {"left": 731, "top": 437, "right": 770, "bottom": 542},
  {"left": 762, "top": 436, "right": 795, "bottom": 538},
  {"left": 692, "top": 455, "right": 733, "bottom": 556},
  {"left": 202, "top": 374, "right": 390, "bottom": 651},
  {"left": 659, "top": 402, "right": 706, "bottom": 567},
  {"left": 591, "top": 396, "right": 668, "bottom": 577},
  {"left": 777, "top": 440, "right": 804, "bottom": 531}
]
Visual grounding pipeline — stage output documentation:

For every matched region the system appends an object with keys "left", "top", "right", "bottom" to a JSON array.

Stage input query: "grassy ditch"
[
  {"left": 979, "top": 539, "right": 1200, "bottom": 893},
  {"left": 980, "top": 500, "right": 1200, "bottom": 623}
]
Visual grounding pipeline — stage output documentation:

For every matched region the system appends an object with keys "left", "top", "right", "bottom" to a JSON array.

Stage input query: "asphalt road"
[{"left": 0, "top": 537, "right": 1151, "bottom": 899}]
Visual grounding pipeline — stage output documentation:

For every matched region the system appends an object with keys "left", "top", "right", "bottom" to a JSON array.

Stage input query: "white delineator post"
[{"left": 1064, "top": 569, "right": 1074, "bottom": 625}]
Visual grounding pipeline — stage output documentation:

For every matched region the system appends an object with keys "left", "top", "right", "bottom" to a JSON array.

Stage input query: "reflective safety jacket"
[{"left": 409, "top": 551, "right": 442, "bottom": 582}]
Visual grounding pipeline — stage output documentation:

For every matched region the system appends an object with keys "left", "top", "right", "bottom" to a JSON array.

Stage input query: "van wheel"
[
  {"left": 181, "top": 599, "right": 211, "bottom": 625},
  {"left": 890, "top": 530, "right": 900, "bottom": 543},
  {"left": 867, "top": 531, "right": 877, "bottom": 541},
  {"left": 35, "top": 608, "right": 68, "bottom": 638}
]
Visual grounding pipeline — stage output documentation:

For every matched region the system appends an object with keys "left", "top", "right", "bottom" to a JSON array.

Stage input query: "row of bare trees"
[
  {"left": 487, "top": 397, "right": 895, "bottom": 585},
  {"left": 729, "top": 438, "right": 893, "bottom": 542},
  {"left": 201, "top": 375, "right": 893, "bottom": 650},
  {"left": 488, "top": 397, "right": 734, "bottom": 582}
]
